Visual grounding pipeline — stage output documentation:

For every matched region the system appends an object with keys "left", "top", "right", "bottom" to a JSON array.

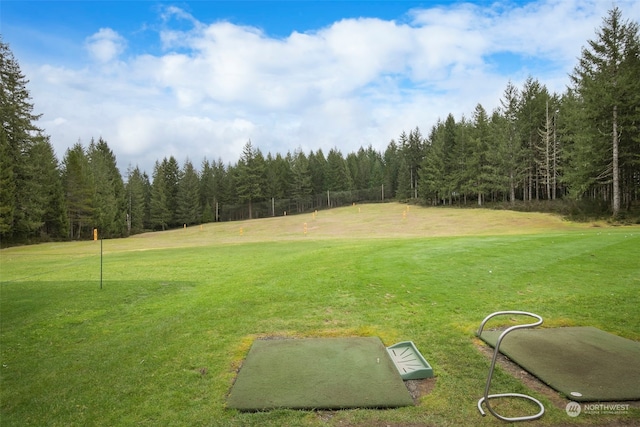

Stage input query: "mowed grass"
[{"left": 1, "top": 204, "right": 639, "bottom": 426}]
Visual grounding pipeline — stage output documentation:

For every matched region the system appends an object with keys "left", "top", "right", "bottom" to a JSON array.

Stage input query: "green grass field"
[{"left": 1, "top": 203, "right": 639, "bottom": 426}]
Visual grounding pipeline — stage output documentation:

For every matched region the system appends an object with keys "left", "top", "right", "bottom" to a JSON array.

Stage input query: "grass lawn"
[{"left": 1, "top": 203, "right": 639, "bottom": 426}]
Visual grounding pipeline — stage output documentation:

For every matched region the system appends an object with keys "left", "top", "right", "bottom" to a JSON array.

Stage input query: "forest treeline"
[{"left": 1, "top": 8, "right": 639, "bottom": 243}]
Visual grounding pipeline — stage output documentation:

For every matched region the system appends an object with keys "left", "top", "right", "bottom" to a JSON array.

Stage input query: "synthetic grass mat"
[
  {"left": 226, "top": 337, "right": 414, "bottom": 411},
  {"left": 480, "top": 327, "right": 640, "bottom": 402}
]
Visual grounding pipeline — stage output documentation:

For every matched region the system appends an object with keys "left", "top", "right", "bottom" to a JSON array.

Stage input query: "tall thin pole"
[{"left": 100, "top": 238, "right": 103, "bottom": 290}]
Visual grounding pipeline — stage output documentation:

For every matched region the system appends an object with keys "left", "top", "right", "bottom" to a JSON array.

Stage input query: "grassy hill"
[{"left": 1, "top": 203, "right": 638, "bottom": 426}]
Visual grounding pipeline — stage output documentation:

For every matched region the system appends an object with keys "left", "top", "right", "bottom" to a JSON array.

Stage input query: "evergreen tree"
[
  {"left": 569, "top": 7, "right": 640, "bottom": 217},
  {"left": 383, "top": 140, "right": 400, "bottom": 199},
  {"left": 212, "top": 158, "right": 229, "bottom": 216},
  {"left": 289, "top": 148, "right": 312, "bottom": 212},
  {"left": 0, "top": 39, "right": 48, "bottom": 240},
  {"left": 176, "top": 159, "right": 201, "bottom": 225},
  {"left": 325, "top": 148, "right": 352, "bottom": 192},
  {"left": 62, "top": 143, "right": 95, "bottom": 239},
  {"left": 308, "top": 149, "right": 327, "bottom": 194},
  {"left": 29, "top": 136, "right": 68, "bottom": 238},
  {"left": 126, "top": 165, "right": 149, "bottom": 234},
  {"left": 442, "top": 114, "right": 461, "bottom": 204},
  {"left": 236, "top": 140, "right": 265, "bottom": 219},
  {"left": 150, "top": 161, "right": 170, "bottom": 230},
  {"left": 161, "top": 156, "right": 181, "bottom": 227},
  {"left": 420, "top": 122, "right": 446, "bottom": 204},
  {"left": 399, "top": 128, "right": 424, "bottom": 199},
  {"left": 497, "top": 81, "right": 526, "bottom": 203},
  {"left": 367, "top": 147, "right": 385, "bottom": 189},
  {"left": 518, "top": 77, "right": 548, "bottom": 200},
  {"left": 265, "top": 152, "right": 291, "bottom": 201},
  {"left": 88, "top": 137, "right": 125, "bottom": 237},
  {"left": 468, "top": 104, "right": 491, "bottom": 205},
  {"left": 199, "top": 158, "right": 215, "bottom": 222},
  {"left": 0, "top": 126, "right": 14, "bottom": 235}
]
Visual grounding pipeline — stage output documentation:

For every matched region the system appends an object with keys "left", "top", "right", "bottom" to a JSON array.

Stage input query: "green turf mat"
[
  {"left": 226, "top": 337, "right": 414, "bottom": 411},
  {"left": 480, "top": 327, "right": 640, "bottom": 402}
]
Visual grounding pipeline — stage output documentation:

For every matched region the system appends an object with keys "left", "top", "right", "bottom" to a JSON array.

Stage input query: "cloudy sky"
[{"left": 3, "top": 0, "right": 639, "bottom": 175}]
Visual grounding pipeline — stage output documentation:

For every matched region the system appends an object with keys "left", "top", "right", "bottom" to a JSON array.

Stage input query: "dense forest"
[{"left": 1, "top": 8, "right": 639, "bottom": 243}]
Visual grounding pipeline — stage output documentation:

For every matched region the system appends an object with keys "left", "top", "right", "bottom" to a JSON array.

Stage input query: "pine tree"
[
  {"left": 518, "top": 78, "right": 548, "bottom": 201},
  {"left": 88, "top": 137, "right": 125, "bottom": 237},
  {"left": 1, "top": 39, "right": 49, "bottom": 240},
  {"left": 125, "top": 166, "right": 149, "bottom": 234},
  {"left": 62, "top": 143, "right": 95, "bottom": 239},
  {"left": 308, "top": 149, "right": 327, "bottom": 195},
  {"left": 468, "top": 104, "right": 491, "bottom": 205},
  {"left": 325, "top": 148, "right": 352, "bottom": 192},
  {"left": 289, "top": 148, "right": 312, "bottom": 212},
  {"left": 236, "top": 140, "right": 265, "bottom": 219},
  {"left": 383, "top": 140, "right": 400, "bottom": 199},
  {"left": 176, "top": 159, "right": 201, "bottom": 226},
  {"left": 150, "top": 161, "right": 170, "bottom": 230},
  {"left": 29, "top": 136, "right": 68, "bottom": 238},
  {"left": 569, "top": 7, "right": 640, "bottom": 217},
  {"left": 0, "top": 126, "right": 14, "bottom": 235},
  {"left": 420, "top": 122, "right": 446, "bottom": 205},
  {"left": 498, "top": 81, "right": 525, "bottom": 203},
  {"left": 162, "top": 156, "right": 181, "bottom": 227}
]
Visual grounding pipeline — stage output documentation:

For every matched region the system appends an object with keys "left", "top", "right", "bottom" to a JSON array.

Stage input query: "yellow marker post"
[{"left": 93, "top": 228, "right": 98, "bottom": 241}]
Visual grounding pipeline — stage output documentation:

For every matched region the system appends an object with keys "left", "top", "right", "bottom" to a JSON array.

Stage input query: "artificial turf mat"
[
  {"left": 226, "top": 337, "right": 414, "bottom": 411},
  {"left": 479, "top": 326, "right": 640, "bottom": 402}
]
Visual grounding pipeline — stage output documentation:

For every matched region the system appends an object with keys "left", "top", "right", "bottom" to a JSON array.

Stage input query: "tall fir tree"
[
  {"left": 176, "top": 159, "right": 201, "bottom": 226},
  {"left": 498, "top": 81, "right": 526, "bottom": 203},
  {"left": 236, "top": 140, "right": 265, "bottom": 219},
  {"left": 125, "top": 165, "right": 149, "bottom": 234},
  {"left": 29, "top": 136, "right": 68, "bottom": 238},
  {"left": 0, "top": 39, "right": 51, "bottom": 240},
  {"left": 150, "top": 161, "right": 171, "bottom": 230},
  {"left": 289, "top": 148, "right": 312, "bottom": 212},
  {"left": 308, "top": 149, "right": 327, "bottom": 195},
  {"left": 62, "top": 143, "right": 95, "bottom": 239},
  {"left": 88, "top": 137, "right": 125, "bottom": 237},
  {"left": 325, "top": 148, "right": 352, "bottom": 192},
  {"left": 569, "top": 7, "right": 640, "bottom": 217}
]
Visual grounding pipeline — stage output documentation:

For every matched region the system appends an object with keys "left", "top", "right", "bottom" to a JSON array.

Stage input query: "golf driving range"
[{"left": 1, "top": 204, "right": 639, "bottom": 426}]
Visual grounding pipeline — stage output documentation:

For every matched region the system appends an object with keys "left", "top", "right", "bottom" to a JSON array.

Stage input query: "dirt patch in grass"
[{"left": 405, "top": 377, "right": 437, "bottom": 403}]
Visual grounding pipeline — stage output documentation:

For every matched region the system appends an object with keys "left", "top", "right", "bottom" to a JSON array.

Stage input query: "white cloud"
[
  {"left": 23, "top": 1, "right": 640, "bottom": 175},
  {"left": 85, "top": 28, "right": 126, "bottom": 63}
]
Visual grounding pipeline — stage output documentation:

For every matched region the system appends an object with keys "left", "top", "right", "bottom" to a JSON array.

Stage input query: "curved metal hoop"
[{"left": 477, "top": 311, "right": 545, "bottom": 422}]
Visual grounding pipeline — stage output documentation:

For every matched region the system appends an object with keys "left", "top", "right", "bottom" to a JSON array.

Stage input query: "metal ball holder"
[{"left": 477, "top": 311, "right": 545, "bottom": 422}]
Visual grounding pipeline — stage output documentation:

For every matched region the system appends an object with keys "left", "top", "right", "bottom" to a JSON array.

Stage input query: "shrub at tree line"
[{"left": 1, "top": 8, "right": 639, "bottom": 243}]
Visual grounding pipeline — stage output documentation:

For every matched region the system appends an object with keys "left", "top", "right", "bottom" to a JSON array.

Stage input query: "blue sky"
[{"left": 3, "top": 1, "right": 639, "bottom": 174}]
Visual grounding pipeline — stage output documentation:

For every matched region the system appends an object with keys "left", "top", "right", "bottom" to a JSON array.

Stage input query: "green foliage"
[
  {"left": 63, "top": 143, "right": 95, "bottom": 239},
  {"left": 289, "top": 148, "right": 312, "bottom": 212},
  {"left": 236, "top": 140, "right": 266, "bottom": 219},
  {"left": 176, "top": 159, "right": 201, "bottom": 226},
  {"left": 88, "top": 137, "right": 126, "bottom": 237},
  {"left": 0, "top": 127, "right": 15, "bottom": 235},
  {"left": 2, "top": 8, "right": 640, "bottom": 243},
  {"left": 568, "top": 7, "right": 640, "bottom": 216},
  {"left": 150, "top": 161, "right": 171, "bottom": 230},
  {"left": 325, "top": 148, "right": 352, "bottom": 192},
  {"left": 126, "top": 166, "right": 150, "bottom": 234},
  {"left": 30, "top": 136, "right": 68, "bottom": 239}
]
